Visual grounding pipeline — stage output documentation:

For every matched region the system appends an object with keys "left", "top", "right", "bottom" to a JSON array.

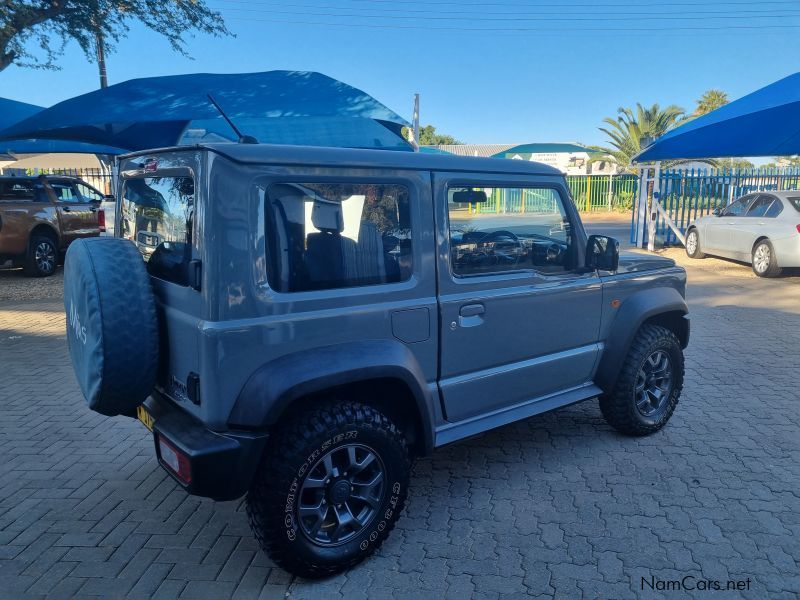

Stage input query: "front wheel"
[
  {"left": 752, "top": 239, "right": 781, "bottom": 277},
  {"left": 246, "top": 402, "right": 410, "bottom": 579},
  {"left": 685, "top": 228, "right": 705, "bottom": 259},
  {"left": 600, "top": 324, "right": 684, "bottom": 436}
]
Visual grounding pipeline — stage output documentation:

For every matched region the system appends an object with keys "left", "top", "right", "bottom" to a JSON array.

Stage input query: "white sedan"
[{"left": 685, "top": 191, "right": 800, "bottom": 277}]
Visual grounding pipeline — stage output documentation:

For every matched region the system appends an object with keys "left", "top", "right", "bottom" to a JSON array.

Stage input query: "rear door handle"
[
  {"left": 61, "top": 206, "right": 71, "bottom": 212},
  {"left": 459, "top": 304, "right": 485, "bottom": 317}
]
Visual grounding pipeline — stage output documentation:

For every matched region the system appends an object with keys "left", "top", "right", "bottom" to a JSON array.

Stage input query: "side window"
[
  {"left": 262, "top": 182, "right": 412, "bottom": 293},
  {"left": 765, "top": 198, "right": 783, "bottom": 218},
  {"left": 120, "top": 176, "right": 195, "bottom": 286},
  {"left": 722, "top": 196, "right": 751, "bottom": 216},
  {"left": 448, "top": 186, "right": 573, "bottom": 277},
  {"left": 0, "top": 180, "right": 37, "bottom": 201},
  {"left": 51, "top": 182, "right": 81, "bottom": 202},
  {"left": 745, "top": 196, "right": 774, "bottom": 217},
  {"left": 76, "top": 183, "right": 104, "bottom": 202}
]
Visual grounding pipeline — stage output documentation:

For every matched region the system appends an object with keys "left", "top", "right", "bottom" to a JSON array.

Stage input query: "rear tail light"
[
  {"left": 796, "top": 224, "right": 800, "bottom": 234},
  {"left": 157, "top": 435, "right": 192, "bottom": 483},
  {"left": 98, "top": 209, "right": 106, "bottom": 232}
]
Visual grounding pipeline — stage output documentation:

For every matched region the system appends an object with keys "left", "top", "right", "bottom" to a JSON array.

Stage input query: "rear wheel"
[
  {"left": 247, "top": 402, "right": 410, "bottom": 578},
  {"left": 24, "top": 234, "right": 58, "bottom": 277},
  {"left": 752, "top": 239, "right": 781, "bottom": 277},
  {"left": 685, "top": 228, "right": 705, "bottom": 259},
  {"left": 600, "top": 324, "right": 684, "bottom": 436}
]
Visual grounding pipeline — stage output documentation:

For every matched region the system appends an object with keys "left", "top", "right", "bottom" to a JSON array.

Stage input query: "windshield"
[{"left": 120, "top": 176, "right": 195, "bottom": 285}]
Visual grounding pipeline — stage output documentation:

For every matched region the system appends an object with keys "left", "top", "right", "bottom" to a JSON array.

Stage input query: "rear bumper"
[{"left": 142, "top": 393, "right": 268, "bottom": 501}]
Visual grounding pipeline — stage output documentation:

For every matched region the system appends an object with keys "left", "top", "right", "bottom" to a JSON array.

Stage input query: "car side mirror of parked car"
[
  {"left": 712, "top": 208, "right": 722, "bottom": 216},
  {"left": 586, "top": 234, "right": 619, "bottom": 272}
]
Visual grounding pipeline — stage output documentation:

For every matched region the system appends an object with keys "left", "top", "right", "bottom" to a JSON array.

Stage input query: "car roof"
[
  {"left": 0, "top": 174, "right": 84, "bottom": 182},
  {"left": 122, "top": 143, "right": 564, "bottom": 177},
  {"left": 759, "top": 190, "right": 800, "bottom": 199}
]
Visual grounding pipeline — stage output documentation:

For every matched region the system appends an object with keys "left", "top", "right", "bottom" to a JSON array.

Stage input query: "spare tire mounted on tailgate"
[{"left": 64, "top": 237, "right": 159, "bottom": 416}]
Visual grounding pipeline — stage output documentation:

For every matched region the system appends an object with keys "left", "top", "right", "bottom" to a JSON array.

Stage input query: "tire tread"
[
  {"left": 246, "top": 402, "right": 410, "bottom": 579},
  {"left": 600, "top": 324, "right": 684, "bottom": 436}
]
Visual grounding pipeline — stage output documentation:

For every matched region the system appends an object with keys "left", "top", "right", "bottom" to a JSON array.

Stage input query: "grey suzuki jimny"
[{"left": 64, "top": 144, "right": 689, "bottom": 578}]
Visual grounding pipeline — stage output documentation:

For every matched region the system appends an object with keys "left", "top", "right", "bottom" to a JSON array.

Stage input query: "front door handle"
[
  {"left": 61, "top": 206, "right": 71, "bottom": 212},
  {"left": 459, "top": 304, "right": 485, "bottom": 317}
]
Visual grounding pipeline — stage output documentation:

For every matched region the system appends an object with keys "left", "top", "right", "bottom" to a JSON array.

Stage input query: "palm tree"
[
  {"left": 694, "top": 89, "right": 729, "bottom": 116},
  {"left": 591, "top": 103, "right": 685, "bottom": 171}
]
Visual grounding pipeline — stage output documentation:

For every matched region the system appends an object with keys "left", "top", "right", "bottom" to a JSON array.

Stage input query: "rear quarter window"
[
  {"left": 259, "top": 181, "right": 413, "bottom": 293},
  {"left": 788, "top": 197, "right": 800, "bottom": 212}
]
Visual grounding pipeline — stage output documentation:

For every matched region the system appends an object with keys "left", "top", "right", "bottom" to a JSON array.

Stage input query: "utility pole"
[
  {"left": 411, "top": 93, "right": 420, "bottom": 151},
  {"left": 95, "top": 30, "right": 108, "bottom": 88}
]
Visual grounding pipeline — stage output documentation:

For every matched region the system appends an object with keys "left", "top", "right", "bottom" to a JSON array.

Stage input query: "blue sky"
[{"left": 2, "top": 0, "right": 800, "bottom": 147}]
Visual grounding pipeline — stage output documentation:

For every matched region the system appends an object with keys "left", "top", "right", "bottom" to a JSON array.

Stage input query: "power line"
[
  {"left": 215, "top": 5, "right": 800, "bottom": 22},
  {"left": 214, "top": 0, "right": 800, "bottom": 8},
  {"left": 213, "top": 0, "right": 800, "bottom": 16},
  {"left": 224, "top": 15, "right": 800, "bottom": 32}
]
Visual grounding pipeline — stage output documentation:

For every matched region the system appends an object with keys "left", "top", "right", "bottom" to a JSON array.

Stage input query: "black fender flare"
[
  {"left": 595, "top": 287, "right": 689, "bottom": 393},
  {"left": 228, "top": 339, "right": 435, "bottom": 454}
]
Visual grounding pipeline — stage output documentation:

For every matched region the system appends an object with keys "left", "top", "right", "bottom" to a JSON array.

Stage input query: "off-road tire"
[
  {"left": 24, "top": 234, "right": 58, "bottom": 277},
  {"left": 247, "top": 402, "right": 411, "bottom": 579},
  {"left": 600, "top": 324, "right": 684, "bottom": 436},
  {"left": 752, "top": 239, "right": 781, "bottom": 278},
  {"left": 685, "top": 228, "right": 705, "bottom": 259}
]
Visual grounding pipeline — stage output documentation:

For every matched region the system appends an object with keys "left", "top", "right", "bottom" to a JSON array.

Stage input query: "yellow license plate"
[{"left": 137, "top": 405, "right": 155, "bottom": 431}]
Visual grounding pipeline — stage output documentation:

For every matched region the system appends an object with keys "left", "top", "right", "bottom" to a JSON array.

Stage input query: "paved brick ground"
[{"left": 0, "top": 258, "right": 798, "bottom": 599}]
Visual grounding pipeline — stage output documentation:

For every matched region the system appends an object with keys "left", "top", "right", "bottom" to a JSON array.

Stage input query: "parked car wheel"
[
  {"left": 24, "top": 234, "right": 58, "bottom": 277},
  {"left": 684, "top": 228, "right": 705, "bottom": 259},
  {"left": 600, "top": 324, "right": 684, "bottom": 436},
  {"left": 751, "top": 239, "right": 781, "bottom": 278},
  {"left": 246, "top": 402, "right": 411, "bottom": 579}
]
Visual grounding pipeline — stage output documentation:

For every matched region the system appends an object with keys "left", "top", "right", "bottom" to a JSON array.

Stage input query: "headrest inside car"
[{"left": 311, "top": 200, "right": 344, "bottom": 233}]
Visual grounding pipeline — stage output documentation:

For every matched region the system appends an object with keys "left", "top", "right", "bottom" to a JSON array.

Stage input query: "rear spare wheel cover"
[{"left": 64, "top": 237, "right": 159, "bottom": 416}]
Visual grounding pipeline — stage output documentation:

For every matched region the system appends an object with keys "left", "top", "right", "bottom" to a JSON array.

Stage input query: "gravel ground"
[{"left": 0, "top": 266, "right": 65, "bottom": 302}]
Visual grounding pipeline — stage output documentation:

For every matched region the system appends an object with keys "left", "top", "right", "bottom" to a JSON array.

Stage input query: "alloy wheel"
[
  {"left": 753, "top": 243, "right": 770, "bottom": 273},
  {"left": 296, "top": 444, "right": 386, "bottom": 546},
  {"left": 35, "top": 241, "right": 56, "bottom": 275},
  {"left": 634, "top": 350, "right": 673, "bottom": 417},
  {"left": 686, "top": 231, "right": 698, "bottom": 255}
]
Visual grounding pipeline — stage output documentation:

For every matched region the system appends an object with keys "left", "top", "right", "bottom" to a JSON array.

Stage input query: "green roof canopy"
[{"left": 491, "top": 143, "right": 596, "bottom": 158}]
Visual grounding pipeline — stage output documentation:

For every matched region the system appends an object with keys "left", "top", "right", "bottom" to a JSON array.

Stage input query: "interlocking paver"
[{"left": 1, "top": 259, "right": 799, "bottom": 598}]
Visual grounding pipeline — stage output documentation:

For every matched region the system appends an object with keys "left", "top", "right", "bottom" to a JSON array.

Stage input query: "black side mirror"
[
  {"left": 712, "top": 208, "right": 722, "bottom": 216},
  {"left": 586, "top": 235, "right": 619, "bottom": 271},
  {"left": 103, "top": 194, "right": 115, "bottom": 201}
]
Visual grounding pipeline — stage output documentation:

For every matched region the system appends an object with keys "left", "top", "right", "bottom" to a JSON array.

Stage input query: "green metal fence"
[
  {"left": 467, "top": 174, "right": 638, "bottom": 214},
  {"left": 568, "top": 174, "right": 638, "bottom": 212}
]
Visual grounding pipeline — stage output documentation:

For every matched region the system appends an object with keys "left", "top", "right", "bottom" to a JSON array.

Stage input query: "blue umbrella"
[
  {"left": 0, "top": 71, "right": 411, "bottom": 152},
  {"left": 0, "top": 97, "right": 125, "bottom": 155},
  {"left": 635, "top": 72, "right": 800, "bottom": 161}
]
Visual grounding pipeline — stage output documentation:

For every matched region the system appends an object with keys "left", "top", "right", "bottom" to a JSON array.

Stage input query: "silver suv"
[{"left": 64, "top": 144, "right": 689, "bottom": 578}]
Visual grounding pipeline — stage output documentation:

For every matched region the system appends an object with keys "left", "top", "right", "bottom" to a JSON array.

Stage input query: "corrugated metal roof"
[{"left": 424, "top": 144, "right": 518, "bottom": 157}]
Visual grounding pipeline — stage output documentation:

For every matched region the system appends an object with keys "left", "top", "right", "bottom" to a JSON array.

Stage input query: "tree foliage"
[
  {"left": 694, "top": 89, "right": 729, "bottom": 116},
  {"left": 0, "top": 0, "right": 229, "bottom": 73},
  {"left": 403, "top": 124, "right": 461, "bottom": 146},
  {"left": 591, "top": 103, "right": 685, "bottom": 171}
]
